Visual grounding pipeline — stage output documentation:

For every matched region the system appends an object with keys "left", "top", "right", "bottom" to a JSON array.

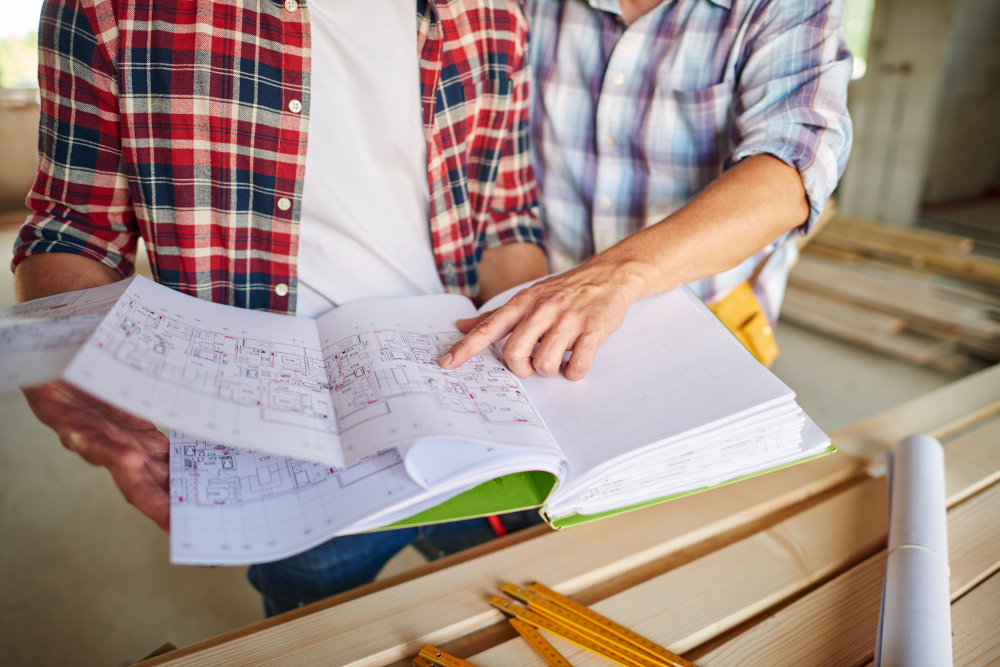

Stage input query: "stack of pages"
[{"left": 0, "top": 276, "right": 832, "bottom": 565}]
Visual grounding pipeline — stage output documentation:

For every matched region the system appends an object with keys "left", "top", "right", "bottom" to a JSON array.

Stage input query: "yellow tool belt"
[{"left": 708, "top": 281, "right": 779, "bottom": 367}]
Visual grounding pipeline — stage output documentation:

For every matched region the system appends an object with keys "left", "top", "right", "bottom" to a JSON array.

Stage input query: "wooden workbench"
[{"left": 136, "top": 365, "right": 1000, "bottom": 667}]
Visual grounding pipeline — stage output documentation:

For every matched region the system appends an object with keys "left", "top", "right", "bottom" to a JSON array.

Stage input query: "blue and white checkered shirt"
[{"left": 526, "top": 0, "right": 853, "bottom": 321}]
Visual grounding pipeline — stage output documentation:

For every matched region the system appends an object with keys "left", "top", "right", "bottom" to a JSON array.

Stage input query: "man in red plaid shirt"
[{"left": 13, "top": 0, "right": 546, "bottom": 613}]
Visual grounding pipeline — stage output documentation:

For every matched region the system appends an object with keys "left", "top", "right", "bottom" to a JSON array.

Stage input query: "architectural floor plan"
[
  {"left": 169, "top": 431, "right": 423, "bottom": 564},
  {"left": 323, "top": 327, "right": 550, "bottom": 457},
  {"left": 0, "top": 280, "right": 131, "bottom": 390}
]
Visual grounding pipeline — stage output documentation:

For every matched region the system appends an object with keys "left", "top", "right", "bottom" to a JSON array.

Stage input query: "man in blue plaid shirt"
[{"left": 441, "top": 0, "right": 853, "bottom": 377}]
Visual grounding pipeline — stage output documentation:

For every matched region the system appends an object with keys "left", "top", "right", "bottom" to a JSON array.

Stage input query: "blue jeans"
[{"left": 247, "top": 511, "right": 543, "bottom": 616}]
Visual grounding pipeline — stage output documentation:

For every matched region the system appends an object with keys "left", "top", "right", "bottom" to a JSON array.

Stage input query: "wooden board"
[
  {"left": 691, "top": 479, "right": 1000, "bottom": 666},
  {"left": 952, "top": 572, "right": 1000, "bottom": 666},
  {"left": 826, "top": 216, "right": 975, "bottom": 254},
  {"left": 137, "top": 454, "right": 862, "bottom": 667},
  {"left": 789, "top": 256, "right": 1000, "bottom": 340},
  {"left": 471, "top": 479, "right": 890, "bottom": 667},
  {"left": 830, "top": 363, "right": 1000, "bottom": 460},
  {"left": 469, "top": 412, "right": 1000, "bottom": 666},
  {"left": 135, "top": 367, "right": 1000, "bottom": 667}
]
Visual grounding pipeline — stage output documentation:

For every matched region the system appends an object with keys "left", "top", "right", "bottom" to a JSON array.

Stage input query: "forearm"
[
  {"left": 477, "top": 242, "right": 548, "bottom": 303},
  {"left": 14, "top": 252, "right": 122, "bottom": 303},
  {"left": 597, "top": 154, "right": 810, "bottom": 300}
]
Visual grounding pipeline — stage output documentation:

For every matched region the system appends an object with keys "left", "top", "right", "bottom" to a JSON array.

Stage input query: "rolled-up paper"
[{"left": 875, "top": 434, "right": 952, "bottom": 667}]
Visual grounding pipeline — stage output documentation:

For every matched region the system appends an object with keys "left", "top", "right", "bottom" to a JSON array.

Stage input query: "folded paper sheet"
[{"left": 875, "top": 434, "right": 952, "bottom": 667}]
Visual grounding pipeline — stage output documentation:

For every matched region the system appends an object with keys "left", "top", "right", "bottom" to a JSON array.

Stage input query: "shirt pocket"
[{"left": 645, "top": 80, "right": 734, "bottom": 194}]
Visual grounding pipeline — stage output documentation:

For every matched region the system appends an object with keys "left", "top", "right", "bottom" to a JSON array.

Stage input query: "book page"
[
  {"left": 61, "top": 276, "right": 344, "bottom": 466},
  {"left": 513, "top": 288, "right": 797, "bottom": 495},
  {"left": 169, "top": 430, "right": 427, "bottom": 565},
  {"left": 0, "top": 280, "right": 133, "bottom": 390},
  {"left": 315, "top": 294, "right": 564, "bottom": 469}
]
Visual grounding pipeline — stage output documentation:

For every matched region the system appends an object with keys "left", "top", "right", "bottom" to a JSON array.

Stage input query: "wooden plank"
[
  {"left": 811, "top": 230, "right": 1000, "bottom": 284},
  {"left": 137, "top": 370, "right": 1000, "bottom": 667},
  {"left": 827, "top": 216, "right": 975, "bottom": 254},
  {"left": 943, "top": 416, "right": 1000, "bottom": 508},
  {"left": 831, "top": 364, "right": 1000, "bottom": 460},
  {"left": 782, "top": 288, "right": 907, "bottom": 336},
  {"left": 781, "top": 298, "right": 961, "bottom": 368},
  {"left": 952, "top": 572, "right": 1000, "bottom": 666},
  {"left": 137, "top": 453, "right": 864, "bottom": 667},
  {"left": 472, "top": 479, "right": 890, "bottom": 667},
  {"left": 789, "top": 256, "right": 1000, "bottom": 340},
  {"left": 469, "top": 413, "right": 1000, "bottom": 666},
  {"left": 691, "top": 478, "right": 1000, "bottom": 666}
]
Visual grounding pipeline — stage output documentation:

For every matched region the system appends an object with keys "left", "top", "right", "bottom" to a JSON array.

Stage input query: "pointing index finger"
[{"left": 439, "top": 305, "right": 522, "bottom": 369}]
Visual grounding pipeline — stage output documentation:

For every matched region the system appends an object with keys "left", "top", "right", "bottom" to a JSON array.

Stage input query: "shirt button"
[
  {"left": 284, "top": 0, "right": 298, "bottom": 12},
  {"left": 603, "top": 136, "right": 615, "bottom": 147},
  {"left": 277, "top": 197, "right": 292, "bottom": 211},
  {"left": 600, "top": 196, "right": 612, "bottom": 208},
  {"left": 275, "top": 283, "right": 289, "bottom": 297},
  {"left": 288, "top": 99, "right": 302, "bottom": 113},
  {"left": 612, "top": 74, "right": 625, "bottom": 86}
]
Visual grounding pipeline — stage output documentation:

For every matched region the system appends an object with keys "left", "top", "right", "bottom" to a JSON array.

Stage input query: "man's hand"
[
  {"left": 23, "top": 381, "right": 171, "bottom": 530},
  {"left": 15, "top": 253, "right": 170, "bottom": 529},
  {"left": 440, "top": 256, "right": 644, "bottom": 380},
  {"left": 439, "top": 155, "right": 810, "bottom": 380}
]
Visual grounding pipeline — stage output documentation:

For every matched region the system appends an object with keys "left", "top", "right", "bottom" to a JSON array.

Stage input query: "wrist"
[{"left": 586, "top": 251, "right": 658, "bottom": 302}]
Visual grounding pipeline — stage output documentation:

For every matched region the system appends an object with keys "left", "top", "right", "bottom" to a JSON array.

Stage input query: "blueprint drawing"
[
  {"left": 169, "top": 430, "right": 424, "bottom": 564},
  {"left": 321, "top": 326, "right": 556, "bottom": 460}
]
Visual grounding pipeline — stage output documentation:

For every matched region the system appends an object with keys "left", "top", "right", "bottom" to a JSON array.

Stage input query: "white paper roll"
[{"left": 875, "top": 434, "right": 952, "bottom": 667}]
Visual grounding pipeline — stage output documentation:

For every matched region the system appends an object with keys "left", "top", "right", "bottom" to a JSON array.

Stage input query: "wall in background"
[
  {"left": 0, "top": 91, "right": 38, "bottom": 210},
  {"left": 922, "top": 0, "right": 1000, "bottom": 205},
  {"left": 838, "top": 0, "right": 963, "bottom": 223}
]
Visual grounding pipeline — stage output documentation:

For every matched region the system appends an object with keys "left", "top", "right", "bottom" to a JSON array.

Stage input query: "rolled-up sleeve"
[
  {"left": 482, "top": 9, "right": 545, "bottom": 252},
  {"left": 726, "top": 0, "right": 853, "bottom": 232},
  {"left": 12, "top": 0, "right": 138, "bottom": 276}
]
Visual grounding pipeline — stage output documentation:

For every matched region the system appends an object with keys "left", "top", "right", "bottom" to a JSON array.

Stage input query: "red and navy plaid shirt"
[{"left": 13, "top": 0, "right": 542, "bottom": 313}]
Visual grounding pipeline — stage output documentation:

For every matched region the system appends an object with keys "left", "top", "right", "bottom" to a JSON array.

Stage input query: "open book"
[{"left": 0, "top": 276, "right": 832, "bottom": 565}]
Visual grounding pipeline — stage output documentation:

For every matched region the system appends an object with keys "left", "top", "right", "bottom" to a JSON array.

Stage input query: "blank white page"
[{"left": 520, "top": 288, "right": 796, "bottom": 490}]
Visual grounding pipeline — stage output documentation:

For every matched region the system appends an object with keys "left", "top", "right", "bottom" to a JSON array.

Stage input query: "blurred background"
[{"left": 0, "top": 0, "right": 997, "bottom": 665}]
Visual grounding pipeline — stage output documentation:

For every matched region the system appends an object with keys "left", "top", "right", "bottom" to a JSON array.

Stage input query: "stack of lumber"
[
  {"left": 134, "top": 365, "right": 1000, "bottom": 667},
  {"left": 783, "top": 214, "right": 1000, "bottom": 373}
]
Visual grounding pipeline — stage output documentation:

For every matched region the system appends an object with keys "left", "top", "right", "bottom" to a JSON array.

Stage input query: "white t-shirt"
[{"left": 295, "top": 0, "right": 444, "bottom": 318}]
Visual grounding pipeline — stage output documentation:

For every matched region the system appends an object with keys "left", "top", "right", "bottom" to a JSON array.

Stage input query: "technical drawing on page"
[
  {"left": 169, "top": 430, "right": 423, "bottom": 565},
  {"left": 323, "top": 328, "right": 555, "bottom": 456},
  {"left": 77, "top": 291, "right": 337, "bottom": 439},
  {"left": 0, "top": 280, "right": 135, "bottom": 389},
  {"left": 0, "top": 278, "right": 130, "bottom": 321},
  {"left": 0, "top": 315, "right": 108, "bottom": 389}
]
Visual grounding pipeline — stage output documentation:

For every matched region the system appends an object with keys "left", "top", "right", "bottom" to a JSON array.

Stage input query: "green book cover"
[{"left": 380, "top": 443, "right": 836, "bottom": 531}]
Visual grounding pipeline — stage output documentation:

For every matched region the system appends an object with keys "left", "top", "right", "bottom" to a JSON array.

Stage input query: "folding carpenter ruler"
[
  {"left": 495, "top": 583, "right": 699, "bottom": 667},
  {"left": 510, "top": 618, "right": 574, "bottom": 667},
  {"left": 413, "top": 645, "right": 481, "bottom": 667}
]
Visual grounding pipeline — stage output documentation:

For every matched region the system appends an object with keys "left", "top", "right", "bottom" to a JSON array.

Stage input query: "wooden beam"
[
  {"left": 789, "top": 256, "right": 1000, "bottom": 339},
  {"left": 831, "top": 364, "right": 1000, "bottom": 460},
  {"left": 135, "top": 369, "right": 1000, "bottom": 667},
  {"left": 136, "top": 454, "right": 863, "bottom": 667},
  {"left": 468, "top": 412, "right": 1000, "bottom": 666},
  {"left": 952, "top": 572, "right": 1000, "bottom": 666},
  {"left": 782, "top": 287, "right": 907, "bottom": 336},
  {"left": 690, "top": 480, "right": 1000, "bottom": 666},
  {"left": 827, "top": 216, "right": 975, "bottom": 254},
  {"left": 472, "top": 478, "right": 890, "bottom": 667}
]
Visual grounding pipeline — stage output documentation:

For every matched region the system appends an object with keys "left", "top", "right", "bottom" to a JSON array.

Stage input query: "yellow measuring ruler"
[
  {"left": 492, "top": 596, "right": 660, "bottom": 667},
  {"left": 415, "top": 645, "right": 481, "bottom": 667},
  {"left": 510, "top": 618, "right": 575, "bottom": 667},
  {"left": 521, "top": 583, "right": 698, "bottom": 667}
]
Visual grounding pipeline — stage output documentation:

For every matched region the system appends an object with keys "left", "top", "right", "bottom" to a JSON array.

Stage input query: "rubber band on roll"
[{"left": 886, "top": 543, "right": 950, "bottom": 576}]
